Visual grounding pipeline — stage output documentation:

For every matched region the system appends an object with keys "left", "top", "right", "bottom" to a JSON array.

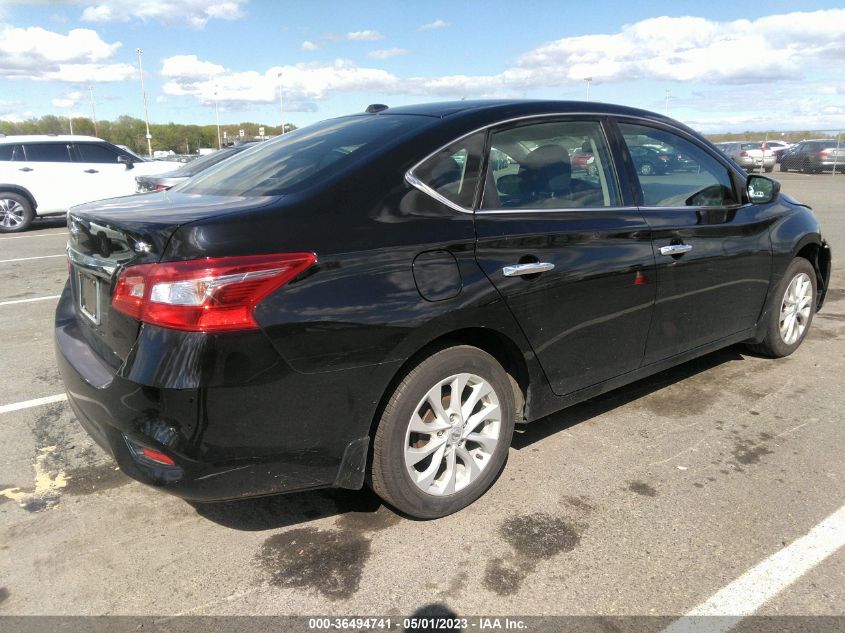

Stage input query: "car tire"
[
  {"left": 746, "top": 257, "right": 817, "bottom": 358},
  {"left": 779, "top": 163, "right": 789, "bottom": 172},
  {"left": 801, "top": 160, "right": 814, "bottom": 174},
  {"left": 639, "top": 162, "right": 655, "bottom": 176},
  {"left": 370, "top": 345, "right": 517, "bottom": 519},
  {"left": 0, "top": 192, "right": 35, "bottom": 233},
  {"left": 764, "top": 166, "right": 774, "bottom": 173}
]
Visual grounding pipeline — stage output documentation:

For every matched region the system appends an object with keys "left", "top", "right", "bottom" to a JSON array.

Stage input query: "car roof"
[
  {"left": 0, "top": 135, "right": 104, "bottom": 144},
  {"left": 372, "top": 99, "right": 683, "bottom": 124}
]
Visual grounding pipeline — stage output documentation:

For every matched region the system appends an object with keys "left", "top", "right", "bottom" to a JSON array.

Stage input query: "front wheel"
[
  {"left": 747, "top": 258, "right": 817, "bottom": 358},
  {"left": 639, "top": 162, "right": 655, "bottom": 176},
  {"left": 370, "top": 345, "right": 517, "bottom": 519},
  {"left": 0, "top": 193, "right": 34, "bottom": 233}
]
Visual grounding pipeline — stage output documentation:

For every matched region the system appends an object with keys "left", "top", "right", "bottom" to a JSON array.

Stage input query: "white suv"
[{"left": 0, "top": 135, "right": 171, "bottom": 232}]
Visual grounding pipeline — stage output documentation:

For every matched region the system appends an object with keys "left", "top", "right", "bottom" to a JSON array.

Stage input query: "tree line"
[{"left": 0, "top": 115, "right": 296, "bottom": 155}]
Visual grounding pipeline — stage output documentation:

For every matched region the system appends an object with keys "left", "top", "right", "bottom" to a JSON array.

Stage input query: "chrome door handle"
[
  {"left": 659, "top": 244, "right": 693, "bottom": 256},
  {"left": 502, "top": 262, "right": 555, "bottom": 277},
  {"left": 18, "top": 167, "right": 33, "bottom": 172},
  {"left": 84, "top": 169, "right": 99, "bottom": 174}
]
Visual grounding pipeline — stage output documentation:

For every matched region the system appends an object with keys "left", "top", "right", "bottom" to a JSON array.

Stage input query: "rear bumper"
[{"left": 54, "top": 283, "right": 379, "bottom": 502}]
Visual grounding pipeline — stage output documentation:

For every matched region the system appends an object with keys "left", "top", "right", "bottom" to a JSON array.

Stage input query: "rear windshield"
[
  {"left": 741, "top": 142, "right": 763, "bottom": 150},
  {"left": 172, "top": 148, "right": 243, "bottom": 177},
  {"left": 177, "top": 115, "right": 431, "bottom": 197}
]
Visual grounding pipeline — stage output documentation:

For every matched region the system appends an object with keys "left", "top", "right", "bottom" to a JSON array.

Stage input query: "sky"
[{"left": 0, "top": 0, "right": 843, "bottom": 134}]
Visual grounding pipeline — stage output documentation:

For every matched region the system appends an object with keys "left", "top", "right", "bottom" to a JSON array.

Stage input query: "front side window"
[
  {"left": 22, "top": 143, "right": 72, "bottom": 162},
  {"left": 411, "top": 132, "right": 485, "bottom": 209},
  {"left": 481, "top": 119, "right": 620, "bottom": 210},
  {"left": 619, "top": 122, "right": 736, "bottom": 208},
  {"left": 77, "top": 143, "right": 120, "bottom": 164}
]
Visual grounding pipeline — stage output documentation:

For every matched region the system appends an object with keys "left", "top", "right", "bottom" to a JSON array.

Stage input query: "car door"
[
  {"left": 74, "top": 142, "right": 136, "bottom": 203},
  {"left": 17, "top": 142, "right": 76, "bottom": 212},
  {"left": 614, "top": 120, "right": 772, "bottom": 364},
  {"left": 473, "top": 117, "right": 655, "bottom": 396}
]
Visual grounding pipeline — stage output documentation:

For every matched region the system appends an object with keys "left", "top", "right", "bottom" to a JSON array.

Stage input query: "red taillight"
[
  {"left": 739, "top": 151, "right": 749, "bottom": 157},
  {"left": 154, "top": 184, "right": 170, "bottom": 191},
  {"left": 819, "top": 150, "right": 829, "bottom": 157},
  {"left": 112, "top": 253, "right": 317, "bottom": 332}
]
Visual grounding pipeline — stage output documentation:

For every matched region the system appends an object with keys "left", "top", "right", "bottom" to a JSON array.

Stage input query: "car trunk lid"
[{"left": 67, "top": 192, "right": 276, "bottom": 363}]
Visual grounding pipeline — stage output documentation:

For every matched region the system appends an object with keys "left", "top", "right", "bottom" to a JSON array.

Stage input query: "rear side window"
[
  {"left": 412, "top": 132, "right": 485, "bottom": 209},
  {"left": 481, "top": 119, "right": 620, "bottom": 210},
  {"left": 76, "top": 143, "right": 120, "bottom": 163},
  {"left": 22, "top": 143, "right": 72, "bottom": 162},
  {"left": 619, "top": 122, "right": 736, "bottom": 208},
  {"left": 179, "top": 115, "right": 433, "bottom": 197},
  {"left": 0, "top": 144, "right": 23, "bottom": 161}
]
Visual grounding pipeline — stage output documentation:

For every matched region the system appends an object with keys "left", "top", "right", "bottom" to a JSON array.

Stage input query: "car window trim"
[{"left": 406, "top": 110, "right": 643, "bottom": 215}]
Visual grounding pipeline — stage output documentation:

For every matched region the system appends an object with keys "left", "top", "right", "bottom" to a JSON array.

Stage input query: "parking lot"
[{"left": 0, "top": 170, "right": 843, "bottom": 620}]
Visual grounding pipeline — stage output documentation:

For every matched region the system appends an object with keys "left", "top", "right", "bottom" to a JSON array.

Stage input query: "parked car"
[
  {"left": 627, "top": 145, "right": 668, "bottom": 176},
  {"left": 135, "top": 142, "right": 261, "bottom": 193},
  {"left": 57, "top": 100, "right": 830, "bottom": 519},
  {"left": 0, "top": 135, "right": 172, "bottom": 232},
  {"left": 762, "top": 140, "right": 792, "bottom": 163},
  {"left": 717, "top": 141, "right": 776, "bottom": 172},
  {"left": 779, "top": 140, "right": 845, "bottom": 174}
]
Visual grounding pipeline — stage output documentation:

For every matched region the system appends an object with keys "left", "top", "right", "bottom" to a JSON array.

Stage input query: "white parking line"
[
  {"left": 0, "top": 231, "right": 68, "bottom": 240},
  {"left": 661, "top": 503, "right": 845, "bottom": 633},
  {"left": 0, "top": 294, "right": 61, "bottom": 306},
  {"left": 0, "top": 254, "right": 65, "bottom": 264},
  {"left": 0, "top": 394, "right": 67, "bottom": 415}
]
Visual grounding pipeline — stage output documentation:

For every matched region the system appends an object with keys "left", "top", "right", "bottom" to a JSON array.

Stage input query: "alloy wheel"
[
  {"left": 0, "top": 198, "right": 25, "bottom": 229},
  {"left": 403, "top": 372, "right": 501, "bottom": 496},
  {"left": 779, "top": 272, "right": 813, "bottom": 345}
]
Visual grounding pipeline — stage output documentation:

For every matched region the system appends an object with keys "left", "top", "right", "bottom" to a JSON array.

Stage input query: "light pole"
[
  {"left": 664, "top": 89, "right": 670, "bottom": 115},
  {"left": 136, "top": 48, "right": 153, "bottom": 158},
  {"left": 584, "top": 77, "right": 592, "bottom": 101},
  {"left": 277, "top": 72, "right": 285, "bottom": 134},
  {"left": 214, "top": 85, "right": 222, "bottom": 149},
  {"left": 88, "top": 85, "right": 98, "bottom": 137},
  {"left": 67, "top": 116, "right": 74, "bottom": 135}
]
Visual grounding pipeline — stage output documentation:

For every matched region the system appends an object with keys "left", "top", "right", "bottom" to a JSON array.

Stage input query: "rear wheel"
[
  {"left": 747, "top": 258, "right": 816, "bottom": 358},
  {"left": 779, "top": 163, "right": 789, "bottom": 172},
  {"left": 0, "top": 193, "right": 34, "bottom": 233},
  {"left": 370, "top": 345, "right": 516, "bottom": 519},
  {"left": 639, "top": 162, "right": 655, "bottom": 176}
]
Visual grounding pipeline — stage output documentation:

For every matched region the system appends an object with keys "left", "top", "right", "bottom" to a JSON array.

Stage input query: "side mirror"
[
  {"left": 118, "top": 155, "right": 134, "bottom": 170},
  {"left": 746, "top": 175, "right": 780, "bottom": 204}
]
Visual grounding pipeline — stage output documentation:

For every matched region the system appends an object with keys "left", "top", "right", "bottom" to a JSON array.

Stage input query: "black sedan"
[
  {"left": 57, "top": 100, "right": 831, "bottom": 519},
  {"left": 779, "top": 139, "right": 845, "bottom": 174},
  {"left": 135, "top": 142, "right": 261, "bottom": 192}
]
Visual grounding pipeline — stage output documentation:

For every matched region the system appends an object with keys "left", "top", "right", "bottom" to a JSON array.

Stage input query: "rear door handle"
[
  {"left": 502, "top": 262, "right": 555, "bottom": 277},
  {"left": 83, "top": 169, "right": 99, "bottom": 174},
  {"left": 18, "top": 167, "right": 33, "bottom": 172},
  {"left": 659, "top": 244, "right": 693, "bottom": 256}
]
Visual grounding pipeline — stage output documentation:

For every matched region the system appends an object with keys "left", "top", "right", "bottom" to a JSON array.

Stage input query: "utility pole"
[
  {"left": 68, "top": 116, "right": 74, "bottom": 135},
  {"left": 88, "top": 85, "right": 98, "bottom": 136},
  {"left": 214, "top": 85, "right": 222, "bottom": 149},
  {"left": 584, "top": 77, "right": 592, "bottom": 101},
  {"left": 277, "top": 72, "right": 285, "bottom": 134},
  {"left": 136, "top": 48, "right": 153, "bottom": 158},
  {"left": 664, "top": 89, "right": 670, "bottom": 115}
]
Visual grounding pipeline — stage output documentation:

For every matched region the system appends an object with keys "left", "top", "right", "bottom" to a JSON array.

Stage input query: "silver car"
[{"left": 716, "top": 141, "right": 776, "bottom": 172}]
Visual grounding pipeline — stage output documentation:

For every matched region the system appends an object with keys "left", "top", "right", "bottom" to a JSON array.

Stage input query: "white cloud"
[
  {"left": 161, "top": 57, "right": 398, "bottom": 111},
  {"left": 161, "top": 54, "right": 225, "bottom": 79},
  {"left": 80, "top": 0, "right": 246, "bottom": 29},
  {"left": 301, "top": 40, "right": 318, "bottom": 51},
  {"left": 346, "top": 30, "right": 384, "bottom": 42},
  {"left": 52, "top": 91, "right": 83, "bottom": 108},
  {"left": 367, "top": 48, "right": 409, "bottom": 60},
  {"left": 0, "top": 24, "right": 134, "bottom": 82},
  {"left": 418, "top": 19, "right": 449, "bottom": 31}
]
